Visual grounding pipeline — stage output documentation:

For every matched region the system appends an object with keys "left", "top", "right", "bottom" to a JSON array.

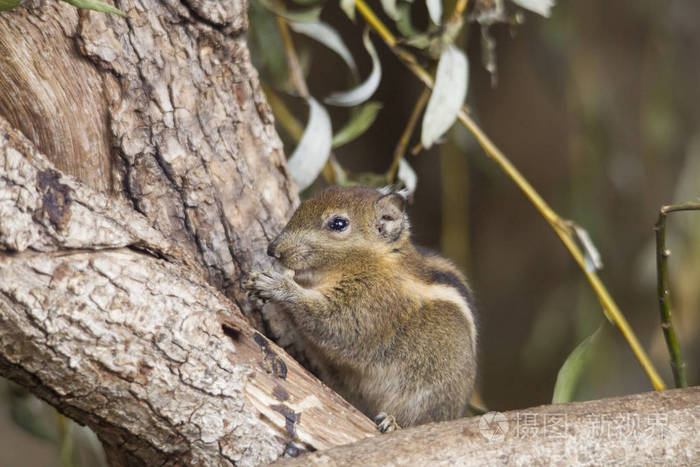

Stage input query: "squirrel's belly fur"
[{"left": 324, "top": 271, "right": 475, "bottom": 427}]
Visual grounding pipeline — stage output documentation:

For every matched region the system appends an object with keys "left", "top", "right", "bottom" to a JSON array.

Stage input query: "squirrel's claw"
[
  {"left": 244, "top": 270, "right": 288, "bottom": 303},
  {"left": 243, "top": 271, "right": 269, "bottom": 301},
  {"left": 374, "top": 412, "right": 400, "bottom": 433}
]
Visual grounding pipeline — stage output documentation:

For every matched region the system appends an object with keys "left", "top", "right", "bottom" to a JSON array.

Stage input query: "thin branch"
[
  {"left": 387, "top": 87, "right": 430, "bottom": 182},
  {"left": 276, "top": 13, "right": 309, "bottom": 98},
  {"left": 452, "top": 0, "right": 470, "bottom": 19},
  {"left": 353, "top": 0, "right": 666, "bottom": 390},
  {"left": 446, "top": 0, "right": 470, "bottom": 35},
  {"left": 273, "top": 11, "right": 345, "bottom": 184},
  {"left": 354, "top": 0, "right": 396, "bottom": 47},
  {"left": 654, "top": 202, "right": 699, "bottom": 388},
  {"left": 661, "top": 202, "right": 700, "bottom": 215},
  {"left": 263, "top": 84, "right": 304, "bottom": 141}
]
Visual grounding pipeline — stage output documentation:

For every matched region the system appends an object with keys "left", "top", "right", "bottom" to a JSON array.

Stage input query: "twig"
[
  {"left": 454, "top": 110, "right": 666, "bottom": 390},
  {"left": 452, "top": 0, "right": 470, "bottom": 19},
  {"left": 275, "top": 13, "right": 309, "bottom": 98},
  {"left": 263, "top": 84, "right": 304, "bottom": 141},
  {"left": 654, "top": 202, "right": 699, "bottom": 388},
  {"left": 274, "top": 10, "right": 345, "bottom": 185},
  {"left": 446, "top": 0, "right": 470, "bottom": 34},
  {"left": 354, "top": 0, "right": 396, "bottom": 47},
  {"left": 353, "top": 0, "right": 666, "bottom": 390},
  {"left": 387, "top": 87, "right": 430, "bottom": 182}
]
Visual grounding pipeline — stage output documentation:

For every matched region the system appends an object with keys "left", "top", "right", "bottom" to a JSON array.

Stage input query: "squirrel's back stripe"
[
  {"left": 412, "top": 247, "right": 478, "bottom": 332},
  {"left": 426, "top": 268, "right": 475, "bottom": 318},
  {"left": 400, "top": 277, "right": 477, "bottom": 357}
]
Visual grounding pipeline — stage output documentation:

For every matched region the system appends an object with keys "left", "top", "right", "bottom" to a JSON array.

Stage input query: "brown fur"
[{"left": 245, "top": 186, "right": 477, "bottom": 427}]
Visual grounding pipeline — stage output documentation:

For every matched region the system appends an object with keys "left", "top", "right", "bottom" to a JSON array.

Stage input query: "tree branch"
[
  {"left": 277, "top": 387, "right": 699, "bottom": 466},
  {"left": 0, "top": 116, "right": 376, "bottom": 465},
  {"left": 655, "top": 202, "right": 699, "bottom": 388}
]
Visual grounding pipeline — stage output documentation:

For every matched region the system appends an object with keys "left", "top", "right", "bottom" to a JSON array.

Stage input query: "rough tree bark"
[
  {"left": 0, "top": 116, "right": 377, "bottom": 465},
  {"left": 0, "top": 0, "right": 298, "bottom": 317},
  {"left": 0, "top": 0, "right": 377, "bottom": 465},
  {"left": 277, "top": 387, "right": 699, "bottom": 466},
  {"left": 1, "top": 1, "right": 698, "bottom": 467}
]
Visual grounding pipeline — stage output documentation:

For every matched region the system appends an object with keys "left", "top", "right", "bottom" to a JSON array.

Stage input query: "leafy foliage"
[
  {"left": 249, "top": 0, "right": 554, "bottom": 195},
  {"left": 552, "top": 327, "right": 601, "bottom": 404},
  {"left": 421, "top": 46, "right": 469, "bottom": 149}
]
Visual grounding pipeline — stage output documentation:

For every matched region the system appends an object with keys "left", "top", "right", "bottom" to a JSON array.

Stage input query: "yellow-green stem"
[
  {"left": 355, "top": 0, "right": 396, "bottom": 46},
  {"left": 387, "top": 87, "right": 431, "bottom": 182},
  {"left": 263, "top": 84, "right": 304, "bottom": 141},
  {"left": 274, "top": 10, "right": 344, "bottom": 184},
  {"left": 354, "top": 0, "right": 666, "bottom": 391},
  {"left": 275, "top": 11, "right": 309, "bottom": 97},
  {"left": 654, "top": 202, "right": 699, "bottom": 388},
  {"left": 449, "top": 0, "right": 469, "bottom": 23},
  {"left": 458, "top": 110, "right": 665, "bottom": 391}
]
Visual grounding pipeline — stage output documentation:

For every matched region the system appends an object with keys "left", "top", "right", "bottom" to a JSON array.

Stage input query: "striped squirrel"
[{"left": 245, "top": 186, "right": 477, "bottom": 430}]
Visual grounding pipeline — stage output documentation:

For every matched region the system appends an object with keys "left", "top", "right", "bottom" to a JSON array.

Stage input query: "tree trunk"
[
  {"left": 0, "top": 1, "right": 376, "bottom": 465},
  {"left": 0, "top": 0, "right": 298, "bottom": 319}
]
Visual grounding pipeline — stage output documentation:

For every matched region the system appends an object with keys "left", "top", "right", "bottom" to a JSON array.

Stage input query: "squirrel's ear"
[{"left": 376, "top": 193, "right": 406, "bottom": 241}]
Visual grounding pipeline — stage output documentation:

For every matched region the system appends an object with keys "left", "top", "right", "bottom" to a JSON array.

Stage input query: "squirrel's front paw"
[{"left": 244, "top": 271, "right": 291, "bottom": 302}]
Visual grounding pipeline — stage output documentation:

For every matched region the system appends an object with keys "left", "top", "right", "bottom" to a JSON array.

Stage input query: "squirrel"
[{"left": 245, "top": 186, "right": 477, "bottom": 430}]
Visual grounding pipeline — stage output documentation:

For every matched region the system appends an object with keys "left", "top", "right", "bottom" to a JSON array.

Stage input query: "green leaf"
[
  {"left": 572, "top": 224, "right": 603, "bottom": 273},
  {"left": 425, "top": 0, "right": 442, "bottom": 24},
  {"left": 396, "top": 158, "right": 417, "bottom": 196},
  {"left": 552, "top": 326, "right": 601, "bottom": 404},
  {"left": 421, "top": 45, "right": 468, "bottom": 148},
  {"left": 10, "top": 402, "right": 56, "bottom": 442},
  {"left": 332, "top": 101, "right": 382, "bottom": 148},
  {"left": 287, "top": 97, "right": 333, "bottom": 191},
  {"left": 325, "top": 29, "right": 381, "bottom": 107},
  {"left": 404, "top": 33, "right": 433, "bottom": 49},
  {"left": 61, "top": 0, "right": 126, "bottom": 16},
  {"left": 256, "top": 0, "right": 321, "bottom": 22},
  {"left": 0, "top": 0, "right": 22, "bottom": 11},
  {"left": 380, "top": 0, "right": 400, "bottom": 20},
  {"left": 340, "top": 0, "right": 356, "bottom": 21},
  {"left": 396, "top": 2, "right": 441, "bottom": 47},
  {"left": 511, "top": 0, "right": 555, "bottom": 18},
  {"left": 395, "top": 3, "right": 419, "bottom": 37},
  {"left": 290, "top": 21, "right": 358, "bottom": 79}
]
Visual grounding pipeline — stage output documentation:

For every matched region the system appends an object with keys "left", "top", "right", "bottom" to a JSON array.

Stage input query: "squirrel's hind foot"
[{"left": 374, "top": 412, "right": 401, "bottom": 433}]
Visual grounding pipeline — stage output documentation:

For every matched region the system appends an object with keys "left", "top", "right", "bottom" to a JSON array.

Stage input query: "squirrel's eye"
[{"left": 327, "top": 216, "right": 349, "bottom": 232}]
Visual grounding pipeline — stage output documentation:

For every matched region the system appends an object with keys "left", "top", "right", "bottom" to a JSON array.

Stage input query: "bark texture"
[
  {"left": 278, "top": 387, "right": 700, "bottom": 466},
  {"left": 0, "top": 2, "right": 113, "bottom": 191},
  {"left": 0, "top": 0, "right": 377, "bottom": 464},
  {"left": 0, "top": 0, "right": 299, "bottom": 323},
  {"left": 0, "top": 116, "right": 377, "bottom": 465}
]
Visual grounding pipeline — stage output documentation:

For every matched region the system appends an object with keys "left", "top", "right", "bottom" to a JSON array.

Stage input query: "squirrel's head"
[{"left": 267, "top": 186, "right": 409, "bottom": 275}]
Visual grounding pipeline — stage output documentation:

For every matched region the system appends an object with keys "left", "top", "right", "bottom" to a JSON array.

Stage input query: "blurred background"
[
  {"left": 2, "top": 0, "right": 698, "bottom": 464},
  {"left": 270, "top": 0, "right": 700, "bottom": 408}
]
